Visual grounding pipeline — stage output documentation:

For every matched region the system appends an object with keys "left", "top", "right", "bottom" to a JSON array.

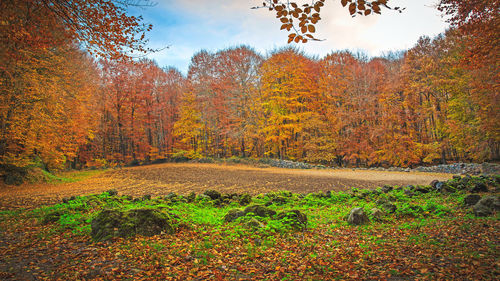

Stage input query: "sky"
[{"left": 129, "top": 0, "right": 450, "bottom": 74}]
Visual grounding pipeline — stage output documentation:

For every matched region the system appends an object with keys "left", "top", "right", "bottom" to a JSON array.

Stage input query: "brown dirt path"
[{"left": 0, "top": 163, "right": 451, "bottom": 210}]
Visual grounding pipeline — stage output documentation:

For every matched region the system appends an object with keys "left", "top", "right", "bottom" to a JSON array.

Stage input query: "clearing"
[
  {"left": 0, "top": 163, "right": 451, "bottom": 210},
  {"left": 0, "top": 165, "right": 497, "bottom": 280}
]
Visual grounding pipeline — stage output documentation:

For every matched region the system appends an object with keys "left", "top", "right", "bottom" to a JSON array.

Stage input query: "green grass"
[
  {"left": 1, "top": 175, "right": 498, "bottom": 280},
  {"left": 10, "top": 176, "right": 488, "bottom": 241},
  {"left": 42, "top": 169, "right": 106, "bottom": 184}
]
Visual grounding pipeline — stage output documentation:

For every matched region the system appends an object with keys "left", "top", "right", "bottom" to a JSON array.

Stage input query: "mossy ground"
[{"left": 0, "top": 176, "right": 498, "bottom": 280}]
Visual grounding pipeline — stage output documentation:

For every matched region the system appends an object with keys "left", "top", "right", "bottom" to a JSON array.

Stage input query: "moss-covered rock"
[
  {"left": 203, "top": 190, "right": 221, "bottom": 200},
  {"left": 90, "top": 208, "right": 176, "bottom": 242},
  {"left": 239, "top": 193, "right": 252, "bottom": 206},
  {"left": 186, "top": 192, "right": 196, "bottom": 203},
  {"left": 370, "top": 208, "right": 384, "bottom": 220},
  {"left": 224, "top": 209, "right": 245, "bottom": 222},
  {"left": 381, "top": 202, "right": 397, "bottom": 214},
  {"left": 381, "top": 185, "right": 393, "bottom": 193},
  {"left": 243, "top": 205, "right": 276, "bottom": 217},
  {"left": 245, "top": 218, "right": 264, "bottom": 229},
  {"left": 473, "top": 195, "right": 500, "bottom": 217},
  {"left": 106, "top": 189, "right": 118, "bottom": 196},
  {"left": 463, "top": 194, "right": 481, "bottom": 207},
  {"left": 276, "top": 210, "right": 307, "bottom": 230},
  {"left": 347, "top": 207, "right": 369, "bottom": 225}
]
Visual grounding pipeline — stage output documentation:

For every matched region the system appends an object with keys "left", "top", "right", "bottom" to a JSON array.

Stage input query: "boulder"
[
  {"left": 370, "top": 208, "right": 384, "bottom": 220},
  {"left": 414, "top": 186, "right": 431, "bottom": 193},
  {"left": 430, "top": 180, "right": 440, "bottom": 189},
  {"left": 276, "top": 210, "right": 307, "bottom": 230},
  {"left": 470, "top": 182, "right": 488, "bottom": 193},
  {"left": 473, "top": 203, "right": 493, "bottom": 217},
  {"left": 347, "top": 207, "right": 370, "bottom": 225},
  {"left": 473, "top": 195, "right": 500, "bottom": 217},
  {"left": 106, "top": 189, "right": 118, "bottom": 196},
  {"left": 90, "top": 208, "right": 175, "bottom": 242},
  {"left": 382, "top": 203, "right": 397, "bottom": 214},
  {"left": 186, "top": 192, "right": 196, "bottom": 203},
  {"left": 224, "top": 209, "right": 245, "bottom": 222},
  {"left": 239, "top": 193, "right": 252, "bottom": 206},
  {"left": 243, "top": 205, "right": 276, "bottom": 217},
  {"left": 197, "top": 194, "right": 211, "bottom": 201},
  {"left": 165, "top": 192, "right": 177, "bottom": 200},
  {"left": 203, "top": 190, "right": 221, "bottom": 200},
  {"left": 245, "top": 218, "right": 265, "bottom": 229},
  {"left": 434, "top": 182, "right": 444, "bottom": 192},
  {"left": 463, "top": 194, "right": 481, "bottom": 207},
  {"left": 381, "top": 185, "right": 393, "bottom": 193},
  {"left": 404, "top": 189, "right": 415, "bottom": 197},
  {"left": 269, "top": 196, "right": 287, "bottom": 205}
]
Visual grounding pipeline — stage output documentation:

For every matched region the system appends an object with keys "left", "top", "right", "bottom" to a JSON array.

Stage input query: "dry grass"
[{"left": 0, "top": 163, "right": 452, "bottom": 210}]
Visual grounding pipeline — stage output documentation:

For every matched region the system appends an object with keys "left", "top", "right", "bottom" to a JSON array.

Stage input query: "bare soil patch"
[{"left": 0, "top": 163, "right": 451, "bottom": 210}]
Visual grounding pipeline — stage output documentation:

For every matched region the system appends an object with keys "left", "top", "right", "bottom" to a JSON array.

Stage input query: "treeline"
[
  {"left": 1, "top": 3, "right": 498, "bottom": 172},
  {"left": 79, "top": 31, "right": 498, "bottom": 168}
]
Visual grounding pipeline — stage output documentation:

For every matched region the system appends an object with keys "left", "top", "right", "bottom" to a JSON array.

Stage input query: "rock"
[
  {"left": 470, "top": 182, "right": 488, "bottom": 193},
  {"left": 473, "top": 195, "right": 500, "bottom": 217},
  {"left": 414, "top": 186, "right": 430, "bottom": 193},
  {"left": 224, "top": 209, "right": 245, "bottom": 222},
  {"left": 165, "top": 192, "right": 177, "bottom": 200},
  {"left": 106, "top": 189, "right": 118, "bottom": 196},
  {"left": 404, "top": 189, "right": 415, "bottom": 197},
  {"left": 464, "top": 194, "right": 481, "bottom": 206},
  {"left": 382, "top": 203, "right": 397, "bottom": 214},
  {"left": 239, "top": 193, "right": 252, "bottom": 205},
  {"left": 90, "top": 208, "right": 175, "bottom": 242},
  {"left": 473, "top": 204, "right": 493, "bottom": 217},
  {"left": 435, "top": 182, "right": 444, "bottom": 192},
  {"left": 476, "top": 195, "right": 500, "bottom": 210},
  {"left": 370, "top": 208, "right": 384, "bottom": 220},
  {"left": 243, "top": 205, "right": 276, "bottom": 217},
  {"left": 203, "top": 190, "right": 221, "bottom": 200},
  {"left": 430, "top": 180, "right": 440, "bottom": 189},
  {"left": 186, "top": 192, "right": 196, "bottom": 203},
  {"left": 245, "top": 218, "right": 265, "bottom": 229},
  {"left": 276, "top": 210, "right": 307, "bottom": 230},
  {"left": 352, "top": 189, "right": 371, "bottom": 199},
  {"left": 269, "top": 196, "right": 287, "bottom": 205},
  {"left": 347, "top": 207, "right": 370, "bottom": 225},
  {"left": 197, "top": 194, "right": 211, "bottom": 201},
  {"left": 481, "top": 163, "right": 500, "bottom": 175}
]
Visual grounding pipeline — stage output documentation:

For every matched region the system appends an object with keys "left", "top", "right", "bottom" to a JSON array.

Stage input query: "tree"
[
  {"left": 259, "top": 48, "right": 319, "bottom": 160},
  {"left": 438, "top": 0, "right": 499, "bottom": 159},
  {"left": 256, "top": 0, "right": 401, "bottom": 42}
]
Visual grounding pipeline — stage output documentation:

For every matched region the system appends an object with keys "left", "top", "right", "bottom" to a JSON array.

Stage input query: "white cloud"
[{"left": 143, "top": 0, "right": 449, "bottom": 72}]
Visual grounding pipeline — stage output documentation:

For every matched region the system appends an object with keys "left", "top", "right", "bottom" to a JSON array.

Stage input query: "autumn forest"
[
  {"left": 1, "top": 1, "right": 499, "bottom": 280},
  {"left": 1, "top": 0, "right": 498, "bottom": 173}
]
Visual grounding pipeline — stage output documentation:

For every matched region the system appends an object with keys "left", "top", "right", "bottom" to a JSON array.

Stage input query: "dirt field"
[{"left": 0, "top": 163, "right": 452, "bottom": 210}]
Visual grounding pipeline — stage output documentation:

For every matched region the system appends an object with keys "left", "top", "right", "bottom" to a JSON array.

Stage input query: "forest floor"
[
  {"left": 0, "top": 163, "right": 451, "bottom": 210},
  {"left": 1, "top": 164, "right": 497, "bottom": 281}
]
